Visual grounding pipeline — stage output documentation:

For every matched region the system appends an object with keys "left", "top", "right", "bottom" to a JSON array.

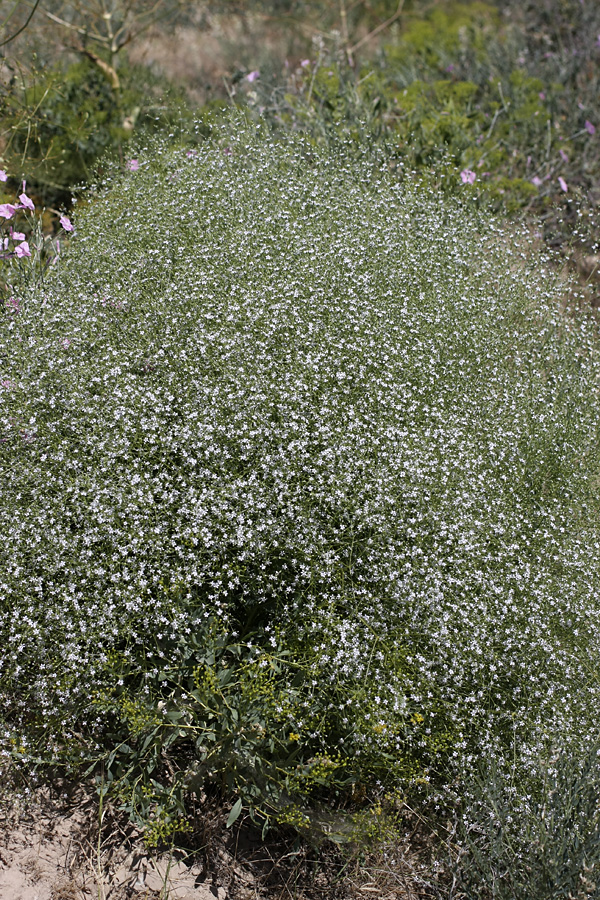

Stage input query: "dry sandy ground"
[
  {"left": 0, "top": 783, "right": 433, "bottom": 900},
  {"left": 0, "top": 785, "right": 249, "bottom": 900}
]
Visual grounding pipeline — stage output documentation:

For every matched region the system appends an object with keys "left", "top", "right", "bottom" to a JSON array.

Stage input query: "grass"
[{"left": 2, "top": 116, "right": 600, "bottom": 894}]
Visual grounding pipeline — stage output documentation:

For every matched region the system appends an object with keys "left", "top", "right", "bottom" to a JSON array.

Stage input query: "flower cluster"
[{"left": 0, "top": 184, "right": 36, "bottom": 259}]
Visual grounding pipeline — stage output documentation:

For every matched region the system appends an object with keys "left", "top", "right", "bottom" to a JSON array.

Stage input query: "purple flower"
[
  {"left": 15, "top": 241, "right": 31, "bottom": 258},
  {"left": 558, "top": 176, "right": 568, "bottom": 192},
  {"left": 0, "top": 170, "right": 7, "bottom": 182},
  {"left": 0, "top": 203, "right": 17, "bottom": 219},
  {"left": 59, "top": 215, "right": 74, "bottom": 232},
  {"left": 7, "top": 296, "right": 19, "bottom": 311},
  {"left": 585, "top": 120, "right": 596, "bottom": 135},
  {"left": 300, "top": 59, "right": 310, "bottom": 67},
  {"left": 246, "top": 70, "right": 260, "bottom": 83},
  {"left": 559, "top": 148, "right": 569, "bottom": 162},
  {"left": 531, "top": 176, "right": 543, "bottom": 187},
  {"left": 538, "top": 91, "right": 546, "bottom": 100},
  {"left": 10, "top": 229, "right": 25, "bottom": 241},
  {"left": 460, "top": 169, "right": 476, "bottom": 185},
  {"left": 127, "top": 159, "right": 139, "bottom": 171},
  {"left": 19, "top": 193, "right": 34, "bottom": 211}
]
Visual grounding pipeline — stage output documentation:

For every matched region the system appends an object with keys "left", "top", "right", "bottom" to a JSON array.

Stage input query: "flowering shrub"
[{"left": 2, "top": 120, "right": 600, "bottom": 841}]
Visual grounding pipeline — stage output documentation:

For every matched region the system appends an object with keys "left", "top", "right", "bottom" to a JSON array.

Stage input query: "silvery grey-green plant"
[
  {"left": 2, "top": 116, "right": 600, "bottom": 837},
  {"left": 457, "top": 742, "right": 600, "bottom": 900}
]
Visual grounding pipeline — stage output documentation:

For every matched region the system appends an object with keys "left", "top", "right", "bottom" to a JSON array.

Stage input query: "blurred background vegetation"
[{"left": 1, "top": 0, "right": 599, "bottom": 274}]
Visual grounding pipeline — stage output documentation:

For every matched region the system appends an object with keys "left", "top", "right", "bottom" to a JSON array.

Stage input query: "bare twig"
[
  {"left": 0, "top": 0, "right": 42, "bottom": 47},
  {"left": 348, "top": 0, "right": 405, "bottom": 55}
]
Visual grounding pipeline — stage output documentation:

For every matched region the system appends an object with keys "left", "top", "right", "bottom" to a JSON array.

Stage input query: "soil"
[
  {"left": 0, "top": 781, "right": 437, "bottom": 900},
  {"left": 0, "top": 783, "right": 246, "bottom": 900}
]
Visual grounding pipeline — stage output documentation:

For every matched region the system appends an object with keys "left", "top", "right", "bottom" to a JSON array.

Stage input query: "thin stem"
[
  {"left": 348, "top": 0, "right": 405, "bottom": 55},
  {"left": 0, "top": 0, "right": 42, "bottom": 47}
]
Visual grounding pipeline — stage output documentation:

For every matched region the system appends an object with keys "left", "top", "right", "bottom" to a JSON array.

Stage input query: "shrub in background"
[
  {"left": 0, "top": 56, "right": 191, "bottom": 212},
  {"left": 250, "top": 0, "right": 599, "bottom": 240},
  {"left": 2, "top": 119, "right": 600, "bottom": 843}
]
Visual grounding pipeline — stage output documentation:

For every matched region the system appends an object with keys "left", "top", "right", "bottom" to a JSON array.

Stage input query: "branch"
[
  {"left": 0, "top": 0, "right": 42, "bottom": 47},
  {"left": 40, "top": 7, "right": 98, "bottom": 40},
  {"left": 348, "top": 0, "right": 405, "bottom": 54},
  {"left": 70, "top": 41, "right": 120, "bottom": 90}
]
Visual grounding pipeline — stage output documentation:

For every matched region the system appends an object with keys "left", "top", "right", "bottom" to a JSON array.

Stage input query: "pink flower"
[
  {"left": 7, "top": 296, "right": 19, "bottom": 311},
  {"left": 10, "top": 229, "right": 25, "bottom": 241},
  {"left": 585, "top": 120, "right": 596, "bottom": 135},
  {"left": 127, "top": 159, "right": 139, "bottom": 171},
  {"left": 0, "top": 170, "right": 7, "bottom": 182},
  {"left": 460, "top": 169, "right": 476, "bottom": 184},
  {"left": 19, "top": 193, "right": 34, "bottom": 211},
  {"left": 531, "top": 176, "right": 543, "bottom": 187},
  {"left": 246, "top": 70, "right": 260, "bottom": 83},
  {"left": 538, "top": 91, "right": 546, "bottom": 100},
  {"left": 0, "top": 203, "right": 17, "bottom": 219},
  {"left": 61, "top": 337, "right": 71, "bottom": 350},
  {"left": 300, "top": 59, "right": 310, "bottom": 67},
  {"left": 15, "top": 241, "right": 31, "bottom": 258},
  {"left": 59, "top": 215, "right": 73, "bottom": 232},
  {"left": 559, "top": 148, "right": 569, "bottom": 162},
  {"left": 558, "top": 176, "right": 568, "bottom": 192}
]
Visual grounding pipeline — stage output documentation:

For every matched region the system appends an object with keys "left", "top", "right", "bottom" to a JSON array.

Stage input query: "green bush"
[
  {"left": 2, "top": 119, "right": 600, "bottom": 840},
  {"left": 0, "top": 56, "right": 191, "bottom": 209},
  {"left": 253, "top": 0, "right": 599, "bottom": 233}
]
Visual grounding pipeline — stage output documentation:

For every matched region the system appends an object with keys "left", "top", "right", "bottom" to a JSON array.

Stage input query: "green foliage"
[
  {"left": 385, "top": 2, "right": 500, "bottom": 73},
  {"left": 249, "top": 0, "right": 599, "bottom": 234},
  {"left": 1, "top": 56, "right": 190, "bottom": 208},
  {"left": 88, "top": 610, "right": 434, "bottom": 836},
  {"left": 457, "top": 743, "right": 600, "bottom": 899}
]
